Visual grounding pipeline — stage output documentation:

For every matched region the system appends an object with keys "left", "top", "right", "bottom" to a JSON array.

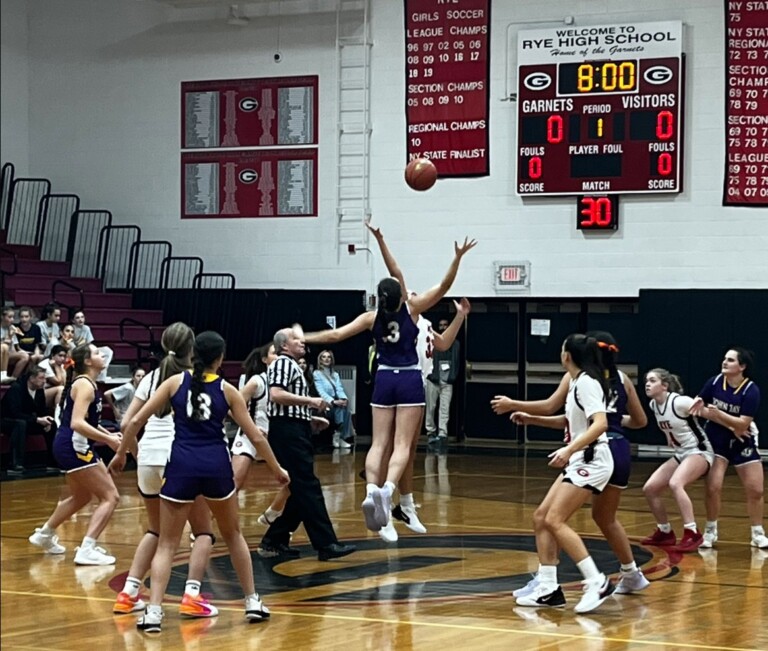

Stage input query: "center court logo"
[{"left": 133, "top": 534, "right": 659, "bottom": 605}]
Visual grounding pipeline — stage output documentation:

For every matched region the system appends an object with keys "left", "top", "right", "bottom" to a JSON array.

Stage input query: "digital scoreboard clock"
[{"left": 516, "top": 21, "right": 684, "bottom": 196}]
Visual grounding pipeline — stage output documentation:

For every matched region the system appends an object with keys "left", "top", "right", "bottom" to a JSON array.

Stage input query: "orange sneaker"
[
  {"left": 113, "top": 591, "right": 146, "bottom": 614},
  {"left": 180, "top": 593, "right": 219, "bottom": 618}
]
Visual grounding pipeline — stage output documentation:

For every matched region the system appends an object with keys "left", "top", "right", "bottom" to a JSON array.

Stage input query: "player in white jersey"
[
  {"left": 511, "top": 334, "right": 616, "bottom": 614},
  {"left": 640, "top": 368, "right": 713, "bottom": 553},
  {"left": 232, "top": 343, "right": 275, "bottom": 489},
  {"left": 379, "top": 297, "right": 470, "bottom": 542}
]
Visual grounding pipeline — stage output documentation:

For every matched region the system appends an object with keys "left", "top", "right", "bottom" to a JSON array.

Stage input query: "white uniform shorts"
[
  {"left": 231, "top": 431, "right": 258, "bottom": 459},
  {"left": 674, "top": 443, "right": 714, "bottom": 467},
  {"left": 137, "top": 465, "right": 165, "bottom": 497},
  {"left": 563, "top": 442, "right": 614, "bottom": 494}
]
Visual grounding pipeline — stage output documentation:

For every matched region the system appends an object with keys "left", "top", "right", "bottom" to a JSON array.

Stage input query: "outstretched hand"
[
  {"left": 366, "top": 222, "right": 384, "bottom": 240},
  {"left": 454, "top": 297, "right": 471, "bottom": 317},
  {"left": 455, "top": 237, "right": 478, "bottom": 257}
]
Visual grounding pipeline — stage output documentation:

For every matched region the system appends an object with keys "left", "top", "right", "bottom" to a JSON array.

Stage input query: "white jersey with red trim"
[
  {"left": 415, "top": 315, "right": 434, "bottom": 381},
  {"left": 564, "top": 372, "right": 608, "bottom": 444},
  {"left": 650, "top": 392, "right": 709, "bottom": 453}
]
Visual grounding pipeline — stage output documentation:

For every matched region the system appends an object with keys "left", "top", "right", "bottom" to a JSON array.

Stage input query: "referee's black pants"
[{"left": 261, "top": 417, "right": 337, "bottom": 550}]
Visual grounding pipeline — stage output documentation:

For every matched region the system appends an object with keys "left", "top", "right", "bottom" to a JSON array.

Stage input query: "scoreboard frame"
[{"left": 515, "top": 21, "right": 685, "bottom": 197}]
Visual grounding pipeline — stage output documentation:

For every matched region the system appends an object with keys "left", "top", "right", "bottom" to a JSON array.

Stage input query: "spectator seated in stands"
[
  {"left": 37, "top": 302, "right": 61, "bottom": 357},
  {"left": 15, "top": 306, "right": 45, "bottom": 367},
  {"left": 1, "top": 365, "right": 55, "bottom": 475},
  {"left": 72, "top": 310, "right": 113, "bottom": 381},
  {"left": 39, "top": 345, "right": 69, "bottom": 412},
  {"left": 103, "top": 366, "right": 145, "bottom": 428},
  {"left": 2, "top": 307, "right": 31, "bottom": 382},
  {"left": 58, "top": 324, "right": 77, "bottom": 355}
]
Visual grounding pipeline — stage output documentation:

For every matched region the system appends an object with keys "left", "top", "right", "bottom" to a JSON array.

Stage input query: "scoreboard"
[{"left": 516, "top": 21, "right": 685, "bottom": 196}]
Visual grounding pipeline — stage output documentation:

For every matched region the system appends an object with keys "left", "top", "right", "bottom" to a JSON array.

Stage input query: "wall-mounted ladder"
[{"left": 335, "top": 0, "right": 371, "bottom": 258}]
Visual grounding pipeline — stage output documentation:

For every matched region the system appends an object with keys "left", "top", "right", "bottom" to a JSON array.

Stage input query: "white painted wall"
[
  {"left": 1, "top": 0, "right": 30, "bottom": 175},
  {"left": 4, "top": 0, "right": 767, "bottom": 295}
]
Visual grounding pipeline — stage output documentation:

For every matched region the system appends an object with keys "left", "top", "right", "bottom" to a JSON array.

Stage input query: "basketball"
[{"left": 405, "top": 158, "right": 438, "bottom": 191}]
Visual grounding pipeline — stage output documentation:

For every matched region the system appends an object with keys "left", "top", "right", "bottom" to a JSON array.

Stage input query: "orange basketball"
[{"left": 405, "top": 158, "right": 438, "bottom": 191}]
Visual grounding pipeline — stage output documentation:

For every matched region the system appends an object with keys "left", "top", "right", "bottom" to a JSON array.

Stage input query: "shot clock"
[{"left": 516, "top": 21, "right": 684, "bottom": 196}]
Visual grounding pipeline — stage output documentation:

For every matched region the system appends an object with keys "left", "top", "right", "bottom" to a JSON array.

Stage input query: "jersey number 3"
[{"left": 384, "top": 321, "right": 400, "bottom": 343}]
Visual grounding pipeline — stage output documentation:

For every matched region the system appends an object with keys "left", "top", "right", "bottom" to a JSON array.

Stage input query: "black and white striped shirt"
[{"left": 267, "top": 353, "right": 311, "bottom": 420}]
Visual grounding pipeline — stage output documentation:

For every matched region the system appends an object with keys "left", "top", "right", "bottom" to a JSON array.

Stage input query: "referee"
[{"left": 258, "top": 327, "right": 356, "bottom": 561}]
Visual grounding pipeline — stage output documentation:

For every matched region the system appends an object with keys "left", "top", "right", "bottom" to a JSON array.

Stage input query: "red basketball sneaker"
[
  {"left": 674, "top": 529, "right": 704, "bottom": 552},
  {"left": 640, "top": 528, "right": 676, "bottom": 546}
]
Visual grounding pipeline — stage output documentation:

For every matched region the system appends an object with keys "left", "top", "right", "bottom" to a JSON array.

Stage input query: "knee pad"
[{"left": 192, "top": 532, "right": 216, "bottom": 546}]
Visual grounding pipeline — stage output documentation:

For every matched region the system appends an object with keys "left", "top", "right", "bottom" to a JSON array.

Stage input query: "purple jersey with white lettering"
[
  {"left": 167, "top": 372, "right": 231, "bottom": 477},
  {"left": 372, "top": 303, "right": 419, "bottom": 367},
  {"left": 606, "top": 371, "right": 629, "bottom": 436},
  {"left": 698, "top": 374, "right": 760, "bottom": 439}
]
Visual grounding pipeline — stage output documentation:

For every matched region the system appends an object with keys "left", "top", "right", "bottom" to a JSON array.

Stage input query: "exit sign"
[{"left": 494, "top": 261, "right": 531, "bottom": 293}]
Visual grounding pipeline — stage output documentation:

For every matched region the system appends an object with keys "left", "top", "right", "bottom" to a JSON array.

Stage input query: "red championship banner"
[
  {"left": 405, "top": 0, "right": 490, "bottom": 177},
  {"left": 723, "top": 2, "right": 768, "bottom": 206},
  {"left": 181, "top": 149, "right": 318, "bottom": 219},
  {"left": 181, "top": 76, "right": 318, "bottom": 148}
]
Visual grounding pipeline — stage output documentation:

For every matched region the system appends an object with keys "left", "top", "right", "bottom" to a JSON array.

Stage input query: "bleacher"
[{"left": 0, "top": 161, "right": 239, "bottom": 472}]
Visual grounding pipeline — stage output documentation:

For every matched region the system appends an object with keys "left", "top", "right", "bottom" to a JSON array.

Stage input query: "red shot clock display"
[{"left": 516, "top": 21, "right": 685, "bottom": 196}]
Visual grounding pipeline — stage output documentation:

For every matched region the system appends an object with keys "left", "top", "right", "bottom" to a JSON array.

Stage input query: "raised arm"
[
  {"left": 303, "top": 311, "right": 375, "bottom": 345},
  {"left": 408, "top": 237, "right": 477, "bottom": 315},
  {"left": 366, "top": 223, "right": 406, "bottom": 292},
  {"left": 491, "top": 373, "right": 570, "bottom": 417},
  {"left": 433, "top": 298, "right": 471, "bottom": 352}
]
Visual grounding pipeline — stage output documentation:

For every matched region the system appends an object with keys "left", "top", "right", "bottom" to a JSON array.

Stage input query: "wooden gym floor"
[{"left": 1, "top": 447, "right": 766, "bottom": 651}]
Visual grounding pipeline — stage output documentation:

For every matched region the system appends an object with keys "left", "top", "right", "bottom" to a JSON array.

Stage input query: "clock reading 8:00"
[{"left": 558, "top": 60, "right": 638, "bottom": 95}]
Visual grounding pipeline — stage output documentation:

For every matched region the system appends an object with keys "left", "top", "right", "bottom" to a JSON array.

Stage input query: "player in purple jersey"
[
  {"left": 690, "top": 347, "right": 767, "bottom": 549},
  {"left": 493, "top": 331, "right": 650, "bottom": 603},
  {"left": 109, "top": 323, "right": 221, "bottom": 618},
  {"left": 303, "top": 223, "right": 476, "bottom": 532},
  {"left": 28, "top": 344, "right": 122, "bottom": 566},
  {"left": 119, "top": 332, "right": 290, "bottom": 633}
]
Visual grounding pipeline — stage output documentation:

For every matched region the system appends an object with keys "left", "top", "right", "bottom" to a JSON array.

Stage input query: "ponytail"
[
  {"left": 564, "top": 333, "right": 610, "bottom": 400},
  {"left": 57, "top": 344, "right": 94, "bottom": 412},
  {"left": 374, "top": 277, "right": 403, "bottom": 338},
  {"left": 153, "top": 322, "right": 194, "bottom": 418},
  {"left": 585, "top": 330, "right": 620, "bottom": 382},
  {"left": 189, "top": 358, "right": 207, "bottom": 422},
  {"left": 188, "top": 331, "right": 226, "bottom": 422}
]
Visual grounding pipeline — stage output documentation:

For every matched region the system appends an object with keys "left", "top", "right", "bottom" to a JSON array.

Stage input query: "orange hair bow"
[
  {"left": 597, "top": 341, "right": 619, "bottom": 353},
  {"left": 63, "top": 357, "right": 76, "bottom": 369}
]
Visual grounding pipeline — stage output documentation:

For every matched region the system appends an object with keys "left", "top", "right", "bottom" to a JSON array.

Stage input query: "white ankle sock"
[
  {"left": 684, "top": 522, "right": 698, "bottom": 533},
  {"left": 577, "top": 556, "right": 600, "bottom": 582},
  {"left": 185, "top": 580, "right": 201, "bottom": 597},
  {"left": 705, "top": 520, "right": 718, "bottom": 532},
  {"left": 751, "top": 525, "right": 765, "bottom": 537},
  {"left": 81, "top": 536, "right": 96, "bottom": 549},
  {"left": 123, "top": 576, "right": 142, "bottom": 598},
  {"left": 538, "top": 564, "right": 558, "bottom": 588},
  {"left": 366, "top": 483, "right": 378, "bottom": 497},
  {"left": 400, "top": 493, "right": 415, "bottom": 508},
  {"left": 658, "top": 523, "right": 672, "bottom": 533},
  {"left": 620, "top": 562, "right": 637, "bottom": 574}
]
